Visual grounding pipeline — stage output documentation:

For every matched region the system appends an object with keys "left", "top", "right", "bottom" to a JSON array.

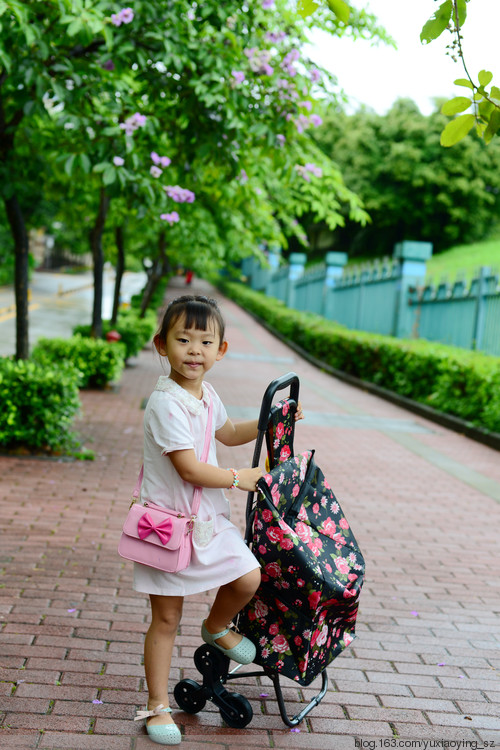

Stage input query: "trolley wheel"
[
  {"left": 173, "top": 679, "right": 206, "bottom": 714},
  {"left": 219, "top": 692, "right": 253, "bottom": 728},
  {"left": 194, "top": 644, "right": 229, "bottom": 680}
]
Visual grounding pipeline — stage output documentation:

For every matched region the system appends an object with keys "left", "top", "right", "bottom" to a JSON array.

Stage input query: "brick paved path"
[{"left": 1, "top": 277, "right": 500, "bottom": 750}]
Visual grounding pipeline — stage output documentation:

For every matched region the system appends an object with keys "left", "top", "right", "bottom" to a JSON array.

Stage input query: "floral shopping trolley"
[{"left": 174, "top": 372, "right": 365, "bottom": 727}]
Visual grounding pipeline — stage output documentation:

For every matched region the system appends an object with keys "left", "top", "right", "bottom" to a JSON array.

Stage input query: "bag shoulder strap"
[{"left": 133, "top": 388, "right": 214, "bottom": 517}]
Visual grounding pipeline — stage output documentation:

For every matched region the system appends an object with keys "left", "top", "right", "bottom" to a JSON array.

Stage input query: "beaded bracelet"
[{"left": 227, "top": 468, "right": 240, "bottom": 490}]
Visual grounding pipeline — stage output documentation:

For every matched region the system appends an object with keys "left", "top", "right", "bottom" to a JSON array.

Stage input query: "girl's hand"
[
  {"left": 294, "top": 400, "right": 304, "bottom": 421},
  {"left": 237, "top": 467, "right": 263, "bottom": 491}
]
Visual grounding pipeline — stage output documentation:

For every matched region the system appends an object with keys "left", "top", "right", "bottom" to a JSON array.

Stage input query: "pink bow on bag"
[{"left": 137, "top": 512, "right": 173, "bottom": 545}]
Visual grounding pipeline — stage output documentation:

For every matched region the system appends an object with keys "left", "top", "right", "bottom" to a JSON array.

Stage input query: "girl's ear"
[
  {"left": 153, "top": 334, "right": 168, "bottom": 357},
  {"left": 216, "top": 340, "right": 228, "bottom": 361}
]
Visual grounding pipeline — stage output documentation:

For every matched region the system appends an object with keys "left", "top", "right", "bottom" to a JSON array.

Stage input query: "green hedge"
[
  {"left": 32, "top": 336, "right": 126, "bottom": 389},
  {"left": 0, "top": 358, "right": 81, "bottom": 452},
  {"left": 73, "top": 308, "right": 156, "bottom": 360},
  {"left": 220, "top": 281, "right": 500, "bottom": 434}
]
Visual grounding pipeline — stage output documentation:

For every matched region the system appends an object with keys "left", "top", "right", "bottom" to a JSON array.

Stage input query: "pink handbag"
[{"left": 118, "top": 392, "right": 213, "bottom": 572}]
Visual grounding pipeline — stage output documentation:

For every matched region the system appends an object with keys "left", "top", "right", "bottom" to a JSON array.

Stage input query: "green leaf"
[
  {"left": 454, "top": 78, "right": 474, "bottom": 90},
  {"left": 64, "top": 154, "right": 76, "bottom": 176},
  {"left": 455, "top": 0, "right": 467, "bottom": 25},
  {"left": 79, "top": 153, "right": 91, "bottom": 174},
  {"left": 297, "top": 0, "right": 320, "bottom": 19},
  {"left": 102, "top": 165, "right": 116, "bottom": 185},
  {"left": 490, "top": 86, "right": 500, "bottom": 104},
  {"left": 484, "top": 108, "right": 500, "bottom": 144},
  {"left": 327, "top": 0, "right": 350, "bottom": 24},
  {"left": 478, "top": 70, "right": 493, "bottom": 87},
  {"left": 440, "top": 114, "right": 475, "bottom": 147},
  {"left": 441, "top": 96, "right": 471, "bottom": 115},
  {"left": 67, "top": 18, "right": 84, "bottom": 36},
  {"left": 420, "top": 0, "right": 452, "bottom": 44}
]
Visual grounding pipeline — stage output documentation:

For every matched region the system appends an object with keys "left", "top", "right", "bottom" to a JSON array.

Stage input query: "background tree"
[
  {"left": 312, "top": 98, "right": 500, "bottom": 258},
  {"left": 1, "top": 0, "right": 386, "bottom": 357}
]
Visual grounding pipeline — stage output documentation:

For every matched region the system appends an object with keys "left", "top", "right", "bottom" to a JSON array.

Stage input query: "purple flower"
[
  {"left": 160, "top": 211, "right": 180, "bottom": 225},
  {"left": 310, "top": 114, "right": 323, "bottom": 127},
  {"left": 92, "top": 699, "right": 104, "bottom": 705},
  {"left": 120, "top": 112, "right": 147, "bottom": 136},
  {"left": 237, "top": 169, "right": 248, "bottom": 183},
  {"left": 110, "top": 7, "right": 134, "bottom": 26},
  {"left": 299, "top": 101, "right": 312, "bottom": 111},
  {"left": 310, "top": 68, "right": 321, "bottom": 84},
  {"left": 101, "top": 60, "right": 115, "bottom": 71},
  {"left": 232, "top": 70, "right": 245, "bottom": 85},
  {"left": 276, "top": 134, "right": 286, "bottom": 146},
  {"left": 160, "top": 156, "right": 171, "bottom": 167},
  {"left": 164, "top": 185, "right": 195, "bottom": 203},
  {"left": 113, "top": 156, "right": 124, "bottom": 166},
  {"left": 266, "top": 31, "right": 287, "bottom": 44},
  {"left": 150, "top": 166, "right": 162, "bottom": 178},
  {"left": 120, "top": 7, "right": 134, "bottom": 24},
  {"left": 151, "top": 152, "right": 171, "bottom": 168},
  {"left": 262, "top": 0, "right": 275, "bottom": 8},
  {"left": 151, "top": 151, "right": 161, "bottom": 164}
]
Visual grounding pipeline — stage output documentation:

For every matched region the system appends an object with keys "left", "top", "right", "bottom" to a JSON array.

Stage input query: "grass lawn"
[{"left": 426, "top": 236, "right": 500, "bottom": 283}]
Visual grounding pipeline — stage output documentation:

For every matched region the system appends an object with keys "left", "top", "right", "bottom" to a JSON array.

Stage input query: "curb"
[{"left": 235, "top": 304, "right": 500, "bottom": 452}]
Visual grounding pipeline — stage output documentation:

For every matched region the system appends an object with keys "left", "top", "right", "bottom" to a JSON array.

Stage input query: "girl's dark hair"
[{"left": 156, "top": 295, "right": 226, "bottom": 345}]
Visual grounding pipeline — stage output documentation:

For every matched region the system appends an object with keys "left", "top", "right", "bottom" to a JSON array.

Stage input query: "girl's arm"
[
  {"left": 169, "top": 449, "right": 262, "bottom": 492},
  {"left": 216, "top": 401, "right": 305, "bottom": 447}
]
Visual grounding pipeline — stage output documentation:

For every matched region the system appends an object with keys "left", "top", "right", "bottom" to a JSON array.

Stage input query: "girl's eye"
[
  {"left": 202, "top": 341, "right": 213, "bottom": 346},
  {"left": 178, "top": 338, "right": 189, "bottom": 343}
]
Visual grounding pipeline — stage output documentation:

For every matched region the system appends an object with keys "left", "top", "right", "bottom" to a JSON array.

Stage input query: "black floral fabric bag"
[{"left": 238, "top": 449, "right": 365, "bottom": 686}]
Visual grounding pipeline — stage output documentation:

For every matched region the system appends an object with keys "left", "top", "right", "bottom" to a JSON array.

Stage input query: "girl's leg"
[
  {"left": 144, "top": 594, "right": 183, "bottom": 726},
  {"left": 204, "top": 567, "right": 261, "bottom": 649}
]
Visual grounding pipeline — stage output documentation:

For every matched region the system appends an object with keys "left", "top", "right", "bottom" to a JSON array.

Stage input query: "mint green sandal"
[
  {"left": 135, "top": 704, "right": 181, "bottom": 746},
  {"left": 201, "top": 620, "right": 256, "bottom": 665}
]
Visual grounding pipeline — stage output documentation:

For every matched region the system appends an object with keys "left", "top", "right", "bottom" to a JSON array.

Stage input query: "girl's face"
[{"left": 154, "top": 314, "right": 227, "bottom": 396}]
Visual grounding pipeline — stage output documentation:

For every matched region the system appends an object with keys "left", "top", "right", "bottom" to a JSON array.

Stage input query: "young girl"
[{"left": 133, "top": 294, "right": 302, "bottom": 745}]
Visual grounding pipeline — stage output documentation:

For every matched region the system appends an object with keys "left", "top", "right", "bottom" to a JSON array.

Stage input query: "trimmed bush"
[
  {"left": 220, "top": 281, "right": 500, "bottom": 434},
  {"left": 0, "top": 358, "right": 81, "bottom": 452},
  {"left": 32, "top": 335, "right": 126, "bottom": 389},
  {"left": 73, "top": 308, "right": 156, "bottom": 360}
]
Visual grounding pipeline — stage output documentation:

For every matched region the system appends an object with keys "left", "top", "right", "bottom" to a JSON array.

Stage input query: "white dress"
[{"left": 133, "top": 377, "right": 259, "bottom": 596}]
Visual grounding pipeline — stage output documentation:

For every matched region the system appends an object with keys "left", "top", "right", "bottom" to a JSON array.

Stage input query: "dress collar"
[{"left": 154, "top": 376, "right": 209, "bottom": 416}]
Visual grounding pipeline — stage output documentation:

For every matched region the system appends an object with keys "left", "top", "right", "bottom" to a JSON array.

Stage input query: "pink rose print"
[
  {"left": 294, "top": 635, "right": 303, "bottom": 646},
  {"left": 296, "top": 521, "right": 312, "bottom": 543},
  {"left": 280, "top": 445, "right": 291, "bottom": 462},
  {"left": 298, "top": 504, "right": 308, "bottom": 521},
  {"left": 264, "top": 473, "right": 272, "bottom": 486},
  {"left": 343, "top": 633, "right": 353, "bottom": 647},
  {"left": 266, "top": 526, "right": 283, "bottom": 545},
  {"left": 271, "top": 483, "right": 280, "bottom": 506},
  {"left": 291, "top": 483, "right": 300, "bottom": 497},
  {"left": 280, "top": 537, "right": 294, "bottom": 550},
  {"left": 335, "top": 556, "right": 350, "bottom": 574},
  {"left": 255, "top": 599, "right": 269, "bottom": 618},
  {"left": 282, "top": 401, "right": 289, "bottom": 416},
  {"left": 265, "top": 562, "right": 282, "bottom": 578},
  {"left": 262, "top": 510, "right": 273, "bottom": 523},
  {"left": 308, "top": 590, "right": 321, "bottom": 610},
  {"left": 258, "top": 545, "right": 267, "bottom": 555},
  {"left": 322, "top": 517, "right": 336, "bottom": 538},
  {"left": 343, "top": 587, "right": 357, "bottom": 598},
  {"left": 348, "top": 573, "right": 358, "bottom": 582},
  {"left": 269, "top": 623, "right": 279, "bottom": 635},
  {"left": 272, "top": 634, "right": 289, "bottom": 653},
  {"left": 316, "top": 624, "right": 329, "bottom": 647},
  {"left": 276, "top": 600, "right": 289, "bottom": 612},
  {"left": 339, "top": 517, "right": 349, "bottom": 530},
  {"left": 276, "top": 422, "right": 284, "bottom": 440},
  {"left": 325, "top": 563, "right": 332, "bottom": 573},
  {"left": 312, "top": 503, "right": 320, "bottom": 514},
  {"left": 297, "top": 579, "right": 305, "bottom": 587}
]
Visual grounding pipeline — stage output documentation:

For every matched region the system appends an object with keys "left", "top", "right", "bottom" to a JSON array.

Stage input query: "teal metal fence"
[{"left": 240, "top": 242, "right": 500, "bottom": 357}]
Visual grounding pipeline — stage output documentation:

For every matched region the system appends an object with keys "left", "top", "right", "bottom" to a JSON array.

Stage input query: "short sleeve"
[
  {"left": 146, "top": 394, "right": 195, "bottom": 455},
  {"left": 211, "top": 389, "right": 228, "bottom": 432}
]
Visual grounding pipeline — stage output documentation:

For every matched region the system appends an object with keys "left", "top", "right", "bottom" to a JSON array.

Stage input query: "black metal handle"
[{"left": 256, "top": 372, "right": 299, "bottom": 431}]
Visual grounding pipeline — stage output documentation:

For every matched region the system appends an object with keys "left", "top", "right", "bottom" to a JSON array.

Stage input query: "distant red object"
[
  {"left": 106, "top": 330, "right": 122, "bottom": 342},
  {"left": 185, "top": 270, "right": 193, "bottom": 285}
]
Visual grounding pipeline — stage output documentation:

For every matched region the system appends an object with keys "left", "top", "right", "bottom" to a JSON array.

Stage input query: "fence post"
[
  {"left": 286, "top": 252, "right": 306, "bottom": 309},
  {"left": 323, "top": 251, "right": 348, "bottom": 317},
  {"left": 472, "top": 266, "right": 490, "bottom": 351},
  {"left": 392, "top": 241, "right": 433, "bottom": 338}
]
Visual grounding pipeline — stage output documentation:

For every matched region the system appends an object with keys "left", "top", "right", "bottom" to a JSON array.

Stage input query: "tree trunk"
[
  {"left": 111, "top": 224, "right": 125, "bottom": 325},
  {"left": 90, "top": 187, "right": 110, "bottom": 338},
  {"left": 4, "top": 194, "right": 30, "bottom": 359},
  {"left": 139, "top": 231, "right": 169, "bottom": 318}
]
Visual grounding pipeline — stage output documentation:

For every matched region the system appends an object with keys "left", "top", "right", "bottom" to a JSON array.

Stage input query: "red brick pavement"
[{"left": 1, "top": 277, "right": 500, "bottom": 749}]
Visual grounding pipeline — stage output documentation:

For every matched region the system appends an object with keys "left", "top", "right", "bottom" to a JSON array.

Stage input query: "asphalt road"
[{"left": 0, "top": 269, "right": 147, "bottom": 357}]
